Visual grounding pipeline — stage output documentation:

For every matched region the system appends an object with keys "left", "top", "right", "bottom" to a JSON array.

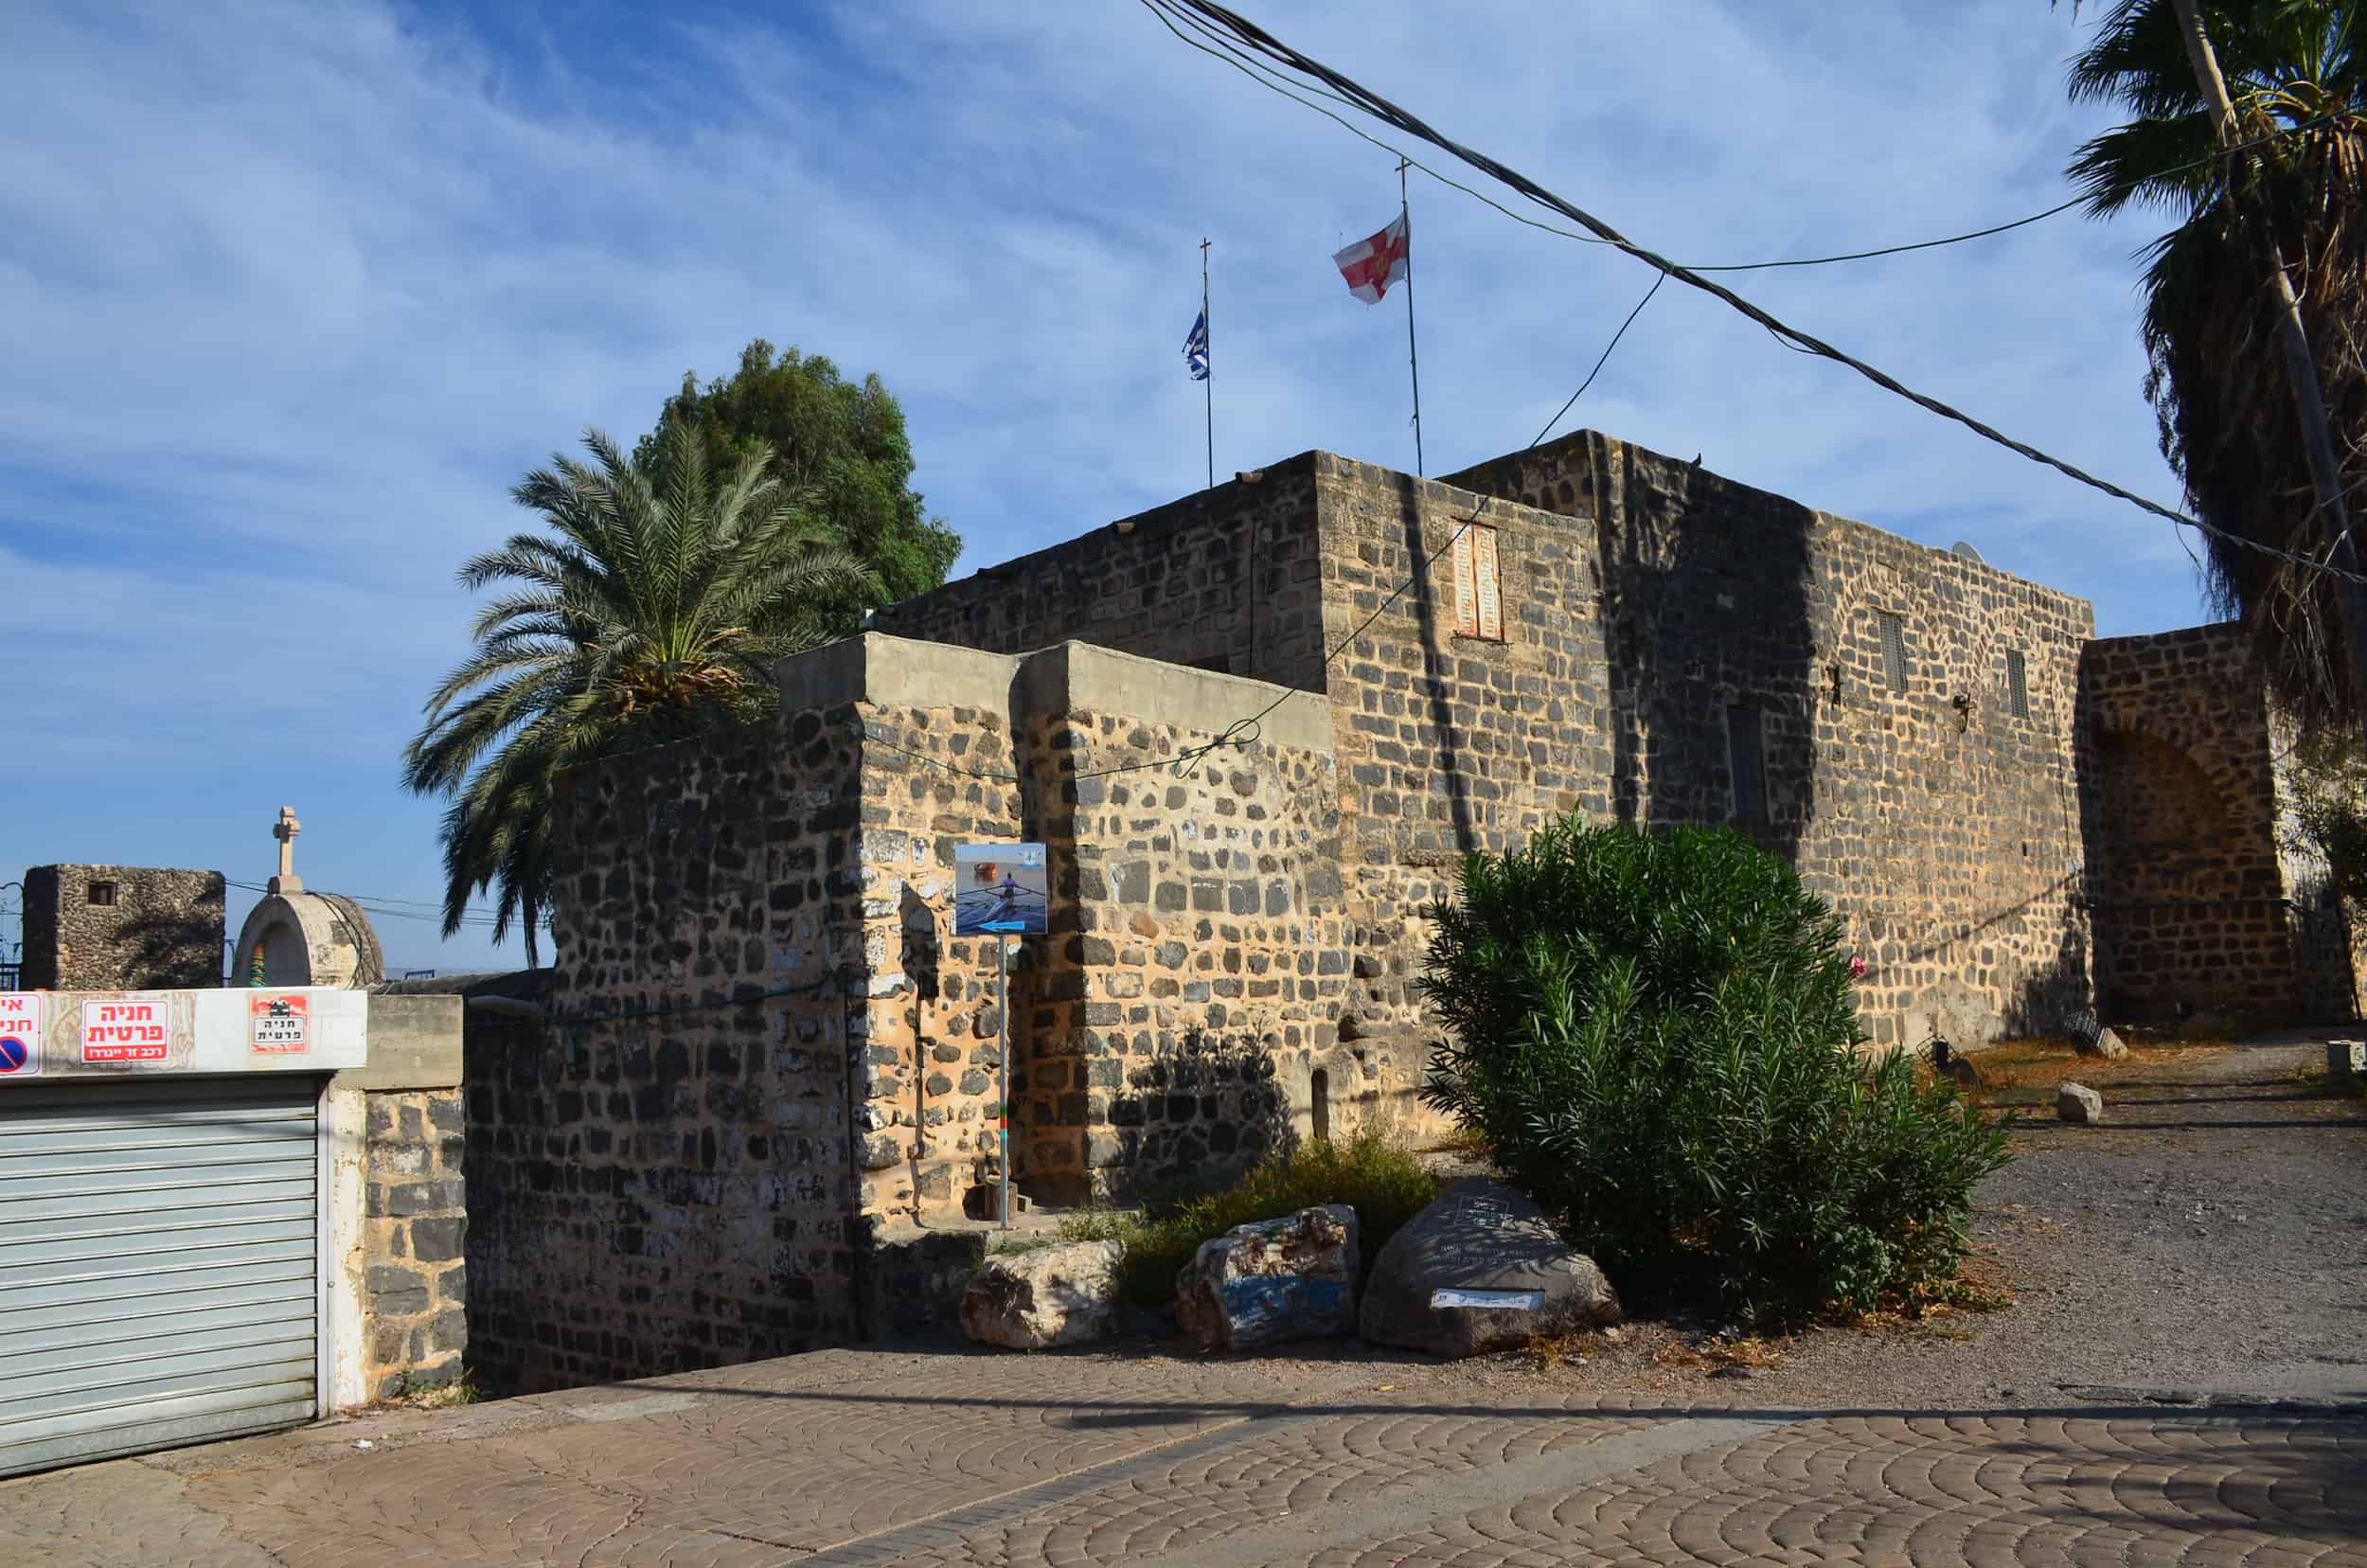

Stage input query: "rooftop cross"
[{"left": 271, "top": 805, "right": 302, "bottom": 895}]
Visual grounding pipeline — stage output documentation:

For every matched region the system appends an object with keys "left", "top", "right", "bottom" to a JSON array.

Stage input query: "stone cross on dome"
[{"left": 270, "top": 805, "right": 303, "bottom": 896}]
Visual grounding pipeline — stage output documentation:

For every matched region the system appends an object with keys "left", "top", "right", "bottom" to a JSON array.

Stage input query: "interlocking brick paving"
[
  {"left": 8, "top": 1350, "right": 2361, "bottom": 1566},
  {"left": 6, "top": 1038, "right": 2362, "bottom": 1565}
]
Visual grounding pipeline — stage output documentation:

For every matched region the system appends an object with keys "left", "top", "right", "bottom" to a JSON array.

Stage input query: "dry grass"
[
  {"left": 1524, "top": 1326, "right": 1617, "bottom": 1371},
  {"left": 1935, "top": 1036, "right": 2234, "bottom": 1111},
  {"left": 379, "top": 1370, "right": 479, "bottom": 1411},
  {"left": 1647, "top": 1334, "right": 1790, "bottom": 1374},
  {"left": 1423, "top": 1124, "right": 1495, "bottom": 1157}
]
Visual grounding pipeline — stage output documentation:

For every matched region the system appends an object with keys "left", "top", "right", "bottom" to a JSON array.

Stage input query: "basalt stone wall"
[
  {"left": 870, "top": 455, "right": 1329, "bottom": 687},
  {"left": 1025, "top": 706, "right": 1356, "bottom": 1204},
  {"left": 827, "top": 641, "right": 1354, "bottom": 1221},
  {"left": 846, "top": 699, "right": 1028, "bottom": 1228},
  {"left": 358, "top": 1088, "right": 469, "bottom": 1399},
  {"left": 1395, "top": 433, "right": 2097, "bottom": 1049},
  {"left": 2081, "top": 625, "right": 2307, "bottom": 1024},
  {"left": 468, "top": 713, "right": 866, "bottom": 1394},
  {"left": 21, "top": 864, "right": 225, "bottom": 990}
]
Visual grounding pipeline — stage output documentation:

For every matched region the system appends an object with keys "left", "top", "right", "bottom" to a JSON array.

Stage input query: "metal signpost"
[{"left": 952, "top": 843, "right": 1047, "bottom": 1227}]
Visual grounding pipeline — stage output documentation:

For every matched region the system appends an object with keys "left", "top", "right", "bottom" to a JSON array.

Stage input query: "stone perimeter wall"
[
  {"left": 875, "top": 435, "right": 2100, "bottom": 1053},
  {"left": 1420, "top": 435, "right": 2098, "bottom": 1048},
  {"left": 871, "top": 456, "right": 1329, "bottom": 687},
  {"left": 20, "top": 864, "right": 225, "bottom": 990},
  {"left": 490, "top": 431, "right": 2355, "bottom": 1395},
  {"left": 469, "top": 714, "right": 868, "bottom": 1393},
  {"left": 843, "top": 647, "right": 1363, "bottom": 1216},
  {"left": 2081, "top": 624, "right": 2357, "bottom": 1025},
  {"left": 355, "top": 1089, "right": 469, "bottom": 1399}
]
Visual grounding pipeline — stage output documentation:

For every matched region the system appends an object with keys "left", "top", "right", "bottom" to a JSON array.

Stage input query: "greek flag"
[{"left": 1184, "top": 309, "right": 1209, "bottom": 381}]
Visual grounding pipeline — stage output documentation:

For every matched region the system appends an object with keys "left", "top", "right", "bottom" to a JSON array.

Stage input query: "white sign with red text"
[
  {"left": 248, "top": 994, "right": 311, "bottom": 1055},
  {"left": 0, "top": 994, "right": 43, "bottom": 1078},
  {"left": 81, "top": 999, "right": 172, "bottom": 1063}
]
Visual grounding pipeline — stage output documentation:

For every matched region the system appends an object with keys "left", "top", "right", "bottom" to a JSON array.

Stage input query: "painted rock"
[{"left": 1175, "top": 1204, "right": 1359, "bottom": 1350}]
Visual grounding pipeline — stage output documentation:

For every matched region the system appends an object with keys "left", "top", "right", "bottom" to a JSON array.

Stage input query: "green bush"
[
  {"left": 1061, "top": 1129, "right": 1440, "bottom": 1307},
  {"left": 1420, "top": 818, "right": 2009, "bottom": 1327}
]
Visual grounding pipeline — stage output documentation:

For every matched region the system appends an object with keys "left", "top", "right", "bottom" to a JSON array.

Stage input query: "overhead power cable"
[
  {"left": 1530, "top": 271, "right": 1665, "bottom": 449},
  {"left": 1143, "top": 0, "right": 2326, "bottom": 276},
  {"left": 1147, "top": 0, "right": 2367, "bottom": 589},
  {"left": 226, "top": 877, "right": 504, "bottom": 928}
]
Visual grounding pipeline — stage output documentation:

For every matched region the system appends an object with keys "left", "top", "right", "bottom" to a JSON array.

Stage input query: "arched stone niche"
[{"left": 233, "top": 891, "right": 385, "bottom": 989}]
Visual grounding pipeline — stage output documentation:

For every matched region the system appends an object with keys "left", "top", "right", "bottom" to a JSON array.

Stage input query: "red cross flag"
[{"left": 1332, "top": 213, "right": 1409, "bottom": 304}]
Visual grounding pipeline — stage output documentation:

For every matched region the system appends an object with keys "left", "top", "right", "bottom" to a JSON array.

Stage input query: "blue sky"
[{"left": 2, "top": 0, "right": 2213, "bottom": 972}]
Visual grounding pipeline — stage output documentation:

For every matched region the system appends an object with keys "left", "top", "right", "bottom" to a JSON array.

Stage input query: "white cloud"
[{"left": 0, "top": 0, "right": 2217, "bottom": 968}]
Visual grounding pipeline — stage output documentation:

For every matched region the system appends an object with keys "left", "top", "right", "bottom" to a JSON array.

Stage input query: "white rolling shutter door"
[{"left": 0, "top": 1077, "right": 322, "bottom": 1477}]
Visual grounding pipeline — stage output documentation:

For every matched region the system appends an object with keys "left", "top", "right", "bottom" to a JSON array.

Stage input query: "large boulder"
[
  {"left": 2057, "top": 1082, "right": 2104, "bottom": 1124},
  {"left": 961, "top": 1240, "right": 1123, "bottom": 1349},
  {"left": 1359, "top": 1179, "right": 1619, "bottom": 1358},
  {"left": 1175, "top": 1205, "right": 1359, "bottom": 1350}
]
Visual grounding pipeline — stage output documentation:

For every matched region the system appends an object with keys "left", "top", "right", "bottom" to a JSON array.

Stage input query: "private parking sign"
[{"left": 0, "top": 993, "right": 44, "bottom": 1078}]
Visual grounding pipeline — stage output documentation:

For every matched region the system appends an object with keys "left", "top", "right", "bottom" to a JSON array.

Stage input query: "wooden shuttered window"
[{"left": 1451, "top": 525, "right": 1504, "bottom": 640}]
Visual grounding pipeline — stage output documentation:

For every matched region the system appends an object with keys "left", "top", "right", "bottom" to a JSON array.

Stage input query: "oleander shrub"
[
  {"left": 1061, "top": 1128, "right": 1439, "bottom": 1307},
  {"left": 1420, "top": 818, "right": 2009, "bottom": 1326}
]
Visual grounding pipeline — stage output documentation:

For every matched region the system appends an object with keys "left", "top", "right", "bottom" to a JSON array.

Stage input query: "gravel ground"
[{"left": 1402, "top": 1030, "right": 2367, "bottom": 1416}]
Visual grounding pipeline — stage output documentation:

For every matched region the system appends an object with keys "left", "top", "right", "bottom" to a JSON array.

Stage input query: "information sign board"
[
  {"left": 81, "top": 999, "right": 172, "bottom": 1063},
  {"left": 248, "top": 994, "right": 311, "bottom": 1055},
  {"left": 953, "top": 843, "right": 1048, "bottom": 935}
]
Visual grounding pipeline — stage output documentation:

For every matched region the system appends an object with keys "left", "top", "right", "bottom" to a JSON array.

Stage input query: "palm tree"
[
  {"left": 2065, "top": 0, "right": 2367, "bottom": 726},
  {"left": 403, "top": 420, "right": 878, "bottom": 963}
]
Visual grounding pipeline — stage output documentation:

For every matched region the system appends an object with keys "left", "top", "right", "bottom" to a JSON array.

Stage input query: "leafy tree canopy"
[
  {"left": 403, "top": 421, "right": 875, "bottom": 960},
  {"left": 635, "top": 339, "right": 960, "bottom": 630}
]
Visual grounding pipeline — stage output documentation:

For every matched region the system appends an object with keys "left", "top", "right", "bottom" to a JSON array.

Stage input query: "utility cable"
[
  {"left": 1142, "top": 0, "right": 2328, "bottom": 276},
  {"left": 226, "top": 877, "right": 505, "bottom": 928},
  {"left": 1530, "top": 271, "right": 1665, "bottom": 449},
  {"left": 1150, "top": 0, "right": 2367, "bottom": 589}
]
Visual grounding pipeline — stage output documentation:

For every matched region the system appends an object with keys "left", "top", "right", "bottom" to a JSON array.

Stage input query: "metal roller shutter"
[{"left": 0, "top": 1077, "right": 322, "bottom": 1477}]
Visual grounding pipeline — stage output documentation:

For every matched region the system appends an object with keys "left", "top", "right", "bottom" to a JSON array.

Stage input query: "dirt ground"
[{"left": 1409, "top": 1028, "right": 2367, "bottom": 1414}]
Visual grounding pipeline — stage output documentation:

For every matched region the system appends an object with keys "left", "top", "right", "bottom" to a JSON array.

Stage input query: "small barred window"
[{"left": 1877, "top": 612, "right": 1909, "bottom": 692}]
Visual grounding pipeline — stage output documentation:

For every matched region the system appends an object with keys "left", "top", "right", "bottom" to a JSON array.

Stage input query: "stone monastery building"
[{"left": 467, "top": 429, "right": 2358, "bottom": 1390}]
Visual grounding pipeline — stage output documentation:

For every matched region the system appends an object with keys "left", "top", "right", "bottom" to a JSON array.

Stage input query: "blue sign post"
[{"left": 955, "top": 845, "right": 1046, "bottom": 1226}]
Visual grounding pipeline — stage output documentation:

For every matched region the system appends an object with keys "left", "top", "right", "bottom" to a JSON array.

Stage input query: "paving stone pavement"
[
  {"left": 7, "top": 1037, "right": 2362, "bottom": 1565},
  {"left": 5, "top": 1345, "right": 2363, "bottom": 1567}
]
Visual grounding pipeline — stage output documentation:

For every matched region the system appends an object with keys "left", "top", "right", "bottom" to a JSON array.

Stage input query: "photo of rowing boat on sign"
[{"left": 952, "top": 843, "right": 1049, "bottom": 936}]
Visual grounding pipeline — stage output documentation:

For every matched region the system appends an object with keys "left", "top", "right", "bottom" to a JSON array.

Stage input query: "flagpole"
[
  {"left": 1201, "top": 237, "right": 1214, "bottom": 491},
  {"left": 1397, "top": 158, "right": 1424, "bottom": 477}
]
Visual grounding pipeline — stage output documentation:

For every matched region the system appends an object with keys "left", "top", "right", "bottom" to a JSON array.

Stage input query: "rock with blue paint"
[
  {"left": 1359, "top": 1178, "right": 1620, "bottom": 1358},
  {"left": 1175, "top": 1204, "right": 1360, "bottom": 1350}
]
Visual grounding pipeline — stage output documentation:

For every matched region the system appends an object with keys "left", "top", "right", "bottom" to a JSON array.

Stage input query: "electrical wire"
[
  {"left": 226, "top": 877, "right": 505, "bottom": 928},
  {"left": 1149, "top": 0, "right": 2367, "bottom": 590},
  {"left": 1143, "top": 0, "right": 2328, "bottom": 276},
  {"left": 1529, "top": 271, "right": 1665, "bottom": 449}
]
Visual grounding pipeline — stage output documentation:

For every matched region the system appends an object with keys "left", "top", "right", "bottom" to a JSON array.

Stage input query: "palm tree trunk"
[
  {"left": 2169, "top": 0, "right": 2367, "bottom": 716},
  {"left": 524, "top": 908, "right": 542, "bottom": 969}
]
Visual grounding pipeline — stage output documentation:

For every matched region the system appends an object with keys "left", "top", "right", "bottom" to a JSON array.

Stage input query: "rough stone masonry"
[{"left": 462, "top": 427, "right": 2358, "bottom": 1392}]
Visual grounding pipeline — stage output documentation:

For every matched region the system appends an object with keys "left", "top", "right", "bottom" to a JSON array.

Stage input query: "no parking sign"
[{"left": 0, "top": 993, "right": 43, "bottom": 1078}]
